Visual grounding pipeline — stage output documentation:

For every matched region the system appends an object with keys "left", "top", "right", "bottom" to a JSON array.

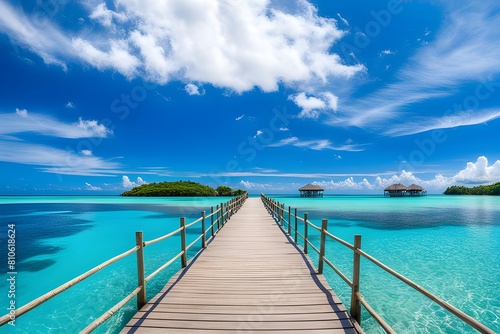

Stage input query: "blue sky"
[{"left": 0, "top": 0, "right": 499, "bottom": 194}]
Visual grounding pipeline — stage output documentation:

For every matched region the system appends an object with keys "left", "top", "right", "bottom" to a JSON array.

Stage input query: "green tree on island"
[
  {"left": 443, "top": 182, "right": 500, "bottom": 195},
  {"left": 121, "top": 181, "right": 247, "bottom": 197}
]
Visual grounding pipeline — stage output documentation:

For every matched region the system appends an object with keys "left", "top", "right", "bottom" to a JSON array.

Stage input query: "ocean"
[{"left": 0, "top": 195, "right": 499, "bottom": 333}]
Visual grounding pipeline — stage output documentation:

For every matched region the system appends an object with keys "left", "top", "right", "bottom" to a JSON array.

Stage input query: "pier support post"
[
  {"left": 350, "top": 235, "right": 362, "bottom": 324},
  {"left": 304, "top": 212, "right": 308, "bottom": 254},
  {"left": 135, "top": 231, "right": 146, "bottom": 309},
  {"left": 318, "top": 219, "right": 327, "bottom": 274},
  {"left": 201, "top": 211, "right": 206, "bottom": 248},
  {"left": 180, "top": 218, "right": 187, "bottom": 268}
]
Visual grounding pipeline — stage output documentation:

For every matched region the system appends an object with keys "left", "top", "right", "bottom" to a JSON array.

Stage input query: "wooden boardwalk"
[{"left": 122, "top": 198, "right": 359, "bottom": 333}]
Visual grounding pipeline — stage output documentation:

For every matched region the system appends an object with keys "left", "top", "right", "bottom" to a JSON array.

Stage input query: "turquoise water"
[
  {"left": 0, "top": 196, "right": 232, "bottom": 333},
  {"left": 268, "top": 195, "right": 500, "bottom": 333},
  {"left": 0, "top": 195, "right": 499, "bottom": 333}
]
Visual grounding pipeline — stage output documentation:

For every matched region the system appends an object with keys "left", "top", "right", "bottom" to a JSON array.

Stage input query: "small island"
[
  {"left": 443, "top": 182, "right": 500, "bottom": 195},
  {"left": 121, "top": 181, "right": 246, "bottom": 197}
]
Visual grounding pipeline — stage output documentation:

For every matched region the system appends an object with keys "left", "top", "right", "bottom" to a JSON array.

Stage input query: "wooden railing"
[
  {"left": 0, "top": 193, "right": 248, "bottom": 332},
  {"left": 260, "top": 194, "right": 495, "bottom": 334}
]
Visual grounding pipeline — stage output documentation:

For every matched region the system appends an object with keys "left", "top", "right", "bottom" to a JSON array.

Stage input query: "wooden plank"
[{"left": 121, "top": 198, "right": 358, "bottom": 333}]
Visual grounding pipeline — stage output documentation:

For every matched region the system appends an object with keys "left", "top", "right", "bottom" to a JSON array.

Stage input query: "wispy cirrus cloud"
[
  {"left": 0, "top": 140, "right": 122, "bottom": 176},
  {"left": 330, "top": 1, "right": 500, "bottom": 135},
  {"left": 269, "top": 136, "right": 365, "bottom": 152},
  {"left": 0, "top": 110, "right": 113, "bottom": 138}
]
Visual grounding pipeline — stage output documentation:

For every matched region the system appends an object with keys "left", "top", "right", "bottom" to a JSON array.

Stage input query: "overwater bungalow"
[
  {"left": 384, "top": 183, "right": 407, "bottom": 197},
  {"left": 384, "top": 183, "right": 427, "bottom": 197},
  {"left": 299, "top": 183, "right": 324, "bottom": 197},
  {"left": 406, "top": 183, "right": 427, "bottom": 197}
]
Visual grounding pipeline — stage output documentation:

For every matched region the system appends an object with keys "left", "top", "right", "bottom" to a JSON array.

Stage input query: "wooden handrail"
[
  {"left": 260, "top": 193, "right": 495, "bottom": 334},
  {"left": 0, "top": 193, "right": 248, "bottom": 331}
]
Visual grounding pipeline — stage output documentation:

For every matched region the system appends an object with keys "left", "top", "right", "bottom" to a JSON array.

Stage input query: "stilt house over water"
[
  {"left": 299, "top": 183, "right": 324, "bottom": 197},
  {"left": 384, "top": 183, "right": 427, "bottom": 197}
]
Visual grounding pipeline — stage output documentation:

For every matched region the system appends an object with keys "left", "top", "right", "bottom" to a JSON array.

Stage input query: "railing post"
[
  {"left": 135, "top": 231, "right": 146, "bottom": 309},
  {"left": 350, "top": 235, "right": 362, "bottom": 325},
  {"left": 220, "top": 202, "right": 224, "bottom": 225},
  {"left": 216, "top": 205, "right": 220, "bottom": 231},
  {"left": 294, "top": 209, "right": 298, "bottom": 243},
  {"left": 201, "top": 211, "right": 206, "bottom": 248},
  {"left": 211, "top": 206, "right": 214, "bottom": 237},
  {"left": 288, "top": 208, "right": 292, "bottom": 235},
  {"left": 287, "top": 206, "right": 291, "bottom": 228},
  {"left": 318, "top": 219, "right": 327, "bottom": 274},
  {"left": 180, "top": 217, "right": 187, "bottom": 268},
  {"left": 303, "top": 212, "right": 308, "bottom": 254}
]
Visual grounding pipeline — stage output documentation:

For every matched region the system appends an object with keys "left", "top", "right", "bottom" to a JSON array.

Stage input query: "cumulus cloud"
[
  {"left": 452, "top": 156, "right": 500, "bottom": 183},
  {"left": 76, "top": 118, "right": 114, "bottom": 137},
  {"left": 15, "top": 108, "right": 28, "bottom": 117},
  {"left": 314, "top": 156, "right": 500, "bottom": 192},
  {"left": 279, "top": 127, "right": 289, "bottom": 131},
  {"left": 235, "top": 114, "right": 245, "bottom": 121},
  {"left": 85, "top": 182, "right": 102, "bottom": 191},
  {"left": 0, "top": 0, "right": 363, "bottom": 91},
  {"left": 289, "top": 92, "right": 339, "bottom": 119},
  {"left": 81, "top": 150, "right": 93, "bottom": 156},
  {"left": 122, "top": 176, "right": 147, "bottom": 189},
  {"left": 184, "top": 83, "right": 204, "bottom": 96}
]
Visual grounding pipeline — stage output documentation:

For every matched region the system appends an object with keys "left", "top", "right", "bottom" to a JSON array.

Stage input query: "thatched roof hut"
[
  {"left": 384, "top": 183, "right": 407, "bottom": 197},
  {"left": 299, "top": 183, "right": 324, "bottom": 197},
  {"left": 384, "top": 183, "right": 427, "bottom": 197},
  {"left": 406, "top": 184, "right": 427, "bottom": 196}
]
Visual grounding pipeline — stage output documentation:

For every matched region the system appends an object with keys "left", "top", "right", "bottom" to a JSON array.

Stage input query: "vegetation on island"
[
  {"left": 121, "top": 181, "right": 246, "bottom": 197},
  {"left": 443, "top": 182, "right": 500, "bottom": 195}
]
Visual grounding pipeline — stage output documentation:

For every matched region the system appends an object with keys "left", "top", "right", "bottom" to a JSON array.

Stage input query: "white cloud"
[
  {"left": 15, "top": 108, "right": 28, "bottom": 117},
  {"left": 0, "top": 0, "right": 363, "bottom": 92},
  {"left": 279, "top": 127, "right": 289, "bottom": 131},
  {"left": 235, "top": 114, "right": 245, "bottom": 121},
  {"left": 0, "top": 1, "right": 72, "bottom": 68},
  {"left": 0, "top": 112, "right": 114, "bottom": 138},
  {"left": 385, "top": 108, "right": 500, "bottom": 137},
  {"left": 379, "top": 49, "right": 395, "bottom": 56},
  {"left": 337, "top": 13, "right": 349, "bottom": 26},
  {"left": 72, "top": 38, "right": 139, "bottom": 78},
  {"left": 269, "top": 136, "right": 364, "bottom": 152},
  {"left": 334, "top": 2, "right": 500, "bottom": 133},
  {"left": 122, "top": 176, "right": 147, "bottom": 189},
  {"left": 89, "top": 3, "right": 127, "bottom": 27},
  {"left": 81, "top": 150, "right": 93, "bottom": 156},
  {"left": 85, "top": 182, "right": 102, "bottom": 191},
  {"left": 253, "top": 130, "right": 264, "bottom": 138},
  {"left": 452, "top": 156, "right": 500, "bottom": 183},
  {"left": 65, "top": 101, "right": 75, "bottom": 109},
  {"left": 239, "top": 180, "right": 272, "bottom": 189},
  {"left": 289, "top": 91, "right": 339, "bottom": 119},
  {"left": 184, "top": 83, "right": 204, "bottom": 96},
  {"left": 0, "top": 140, "right": 121, "bottom": 176}
]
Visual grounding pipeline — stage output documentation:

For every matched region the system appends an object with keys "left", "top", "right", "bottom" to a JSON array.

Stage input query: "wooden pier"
[{"left": 122, "top": 198, "right": 359, "bottom": 333}]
